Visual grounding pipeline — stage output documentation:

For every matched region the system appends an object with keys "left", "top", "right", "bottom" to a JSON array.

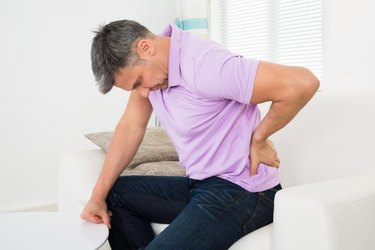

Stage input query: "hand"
[
  {"left": 80, "top": 198, "right": 112, "bottom": 229},
  {"left": 249, "top": 138, "right": 280, "bottom": 176}
]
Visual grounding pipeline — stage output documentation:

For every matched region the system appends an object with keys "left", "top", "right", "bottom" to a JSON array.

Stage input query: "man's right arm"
[{"left": 80, "top": 91, "right": 153, "bottom": 227}]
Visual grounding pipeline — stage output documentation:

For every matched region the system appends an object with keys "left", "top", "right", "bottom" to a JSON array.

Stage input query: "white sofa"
[{"left": 58, "top": 91, "right": 375, "bottom": 250}]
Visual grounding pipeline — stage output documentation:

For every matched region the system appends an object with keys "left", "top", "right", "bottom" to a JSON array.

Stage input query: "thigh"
[
  {"left": 107, "top": 175, "right": 194, "bottom": 224},
  {"left": 146, "top": 178, "right": 282, "bottom": 250},
  {"left": 146, "top": 177, "right": 257, "bottom": 250}
]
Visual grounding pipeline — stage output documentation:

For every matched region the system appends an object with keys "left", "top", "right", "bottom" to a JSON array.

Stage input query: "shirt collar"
[{"left": 160, "top": 24, "right": 182, "bottom": 91}]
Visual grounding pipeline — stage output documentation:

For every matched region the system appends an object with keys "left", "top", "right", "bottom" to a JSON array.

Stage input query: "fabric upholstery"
[{"left": 85, "top": 127, "right": 183, "bottom": 176}]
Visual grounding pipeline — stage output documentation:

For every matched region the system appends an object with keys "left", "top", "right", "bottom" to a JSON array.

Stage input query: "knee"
[{"left": 106, "top": 176, "right": 135, "bottom": 209}]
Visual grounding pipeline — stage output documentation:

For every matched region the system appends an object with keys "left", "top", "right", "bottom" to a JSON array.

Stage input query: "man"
[{"left": 81, "top": 20, "right": 319, "bottom": 250}]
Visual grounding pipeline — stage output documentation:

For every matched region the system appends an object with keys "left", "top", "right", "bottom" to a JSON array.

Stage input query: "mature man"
[{"left": 81, "top": 19, "right": 319, "bottom": 250}]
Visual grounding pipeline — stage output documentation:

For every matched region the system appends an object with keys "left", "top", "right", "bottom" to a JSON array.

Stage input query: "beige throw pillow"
[{"left": 85, "top": 127, "right": 180, "bottom": 169}]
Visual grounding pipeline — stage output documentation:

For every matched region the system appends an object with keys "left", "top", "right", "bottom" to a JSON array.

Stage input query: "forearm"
[
  {"left": 254, "top": 93, "right": 309, "bottom": 141},
  {"left": 248, "top": 63, "right": 319, "bottom": 174},
  {"left": 253, "top": 78, "right": 319, "bottom": 142},
  {"left": 91, "top": 124, "right": 146, "bottom": 201},
  {"left": 89, "top": 91, "right": 152, "bottom": 201}
]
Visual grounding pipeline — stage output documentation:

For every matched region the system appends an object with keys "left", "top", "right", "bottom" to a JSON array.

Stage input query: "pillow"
[
  {"left": 121, "top": 161, "right": 185, "bottom": 177},
  {"left": 85, "top": 127, "right": 179, "bottom": 169}
]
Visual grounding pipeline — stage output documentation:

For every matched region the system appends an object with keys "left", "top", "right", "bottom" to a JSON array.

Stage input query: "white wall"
[
  {"left": 0, "top": 0, "right": 176, "bottom": 212},
  {"left": 323, "top": 0, "right": 375, "bottom": 92}
]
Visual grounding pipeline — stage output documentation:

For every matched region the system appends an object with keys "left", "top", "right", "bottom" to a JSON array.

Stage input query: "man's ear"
[{"left": 136, "top": 39, "right": 156, "bottom": 59}]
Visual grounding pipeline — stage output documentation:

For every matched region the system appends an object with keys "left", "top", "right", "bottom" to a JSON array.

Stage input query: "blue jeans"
[{"left": 106, "top": 175, "right": 281, "bottom": 250}]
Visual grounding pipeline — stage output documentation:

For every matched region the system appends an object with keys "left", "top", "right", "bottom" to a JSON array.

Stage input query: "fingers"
[
  {"left": 265, "top": 157, "right": 280, "bottom": 168},
  {"left": 80, "top": 210, "right": 90, "bottom": 221},
  {"left": 260, "top": 139, "right": 280, "bottom": 167},
  {"left": 250, "top": 155, "right": 280, "bottom": 176},
  {"left": 100, "top": 210, "right": 112, "bottom": 229},
  {"left": 83, "top": 211, "right": 111, "bottom": 228},
  {"left": 91, "top": 215, "right": 104, "bottom": 224},
  {"left": 269, "top": 156, "right": 280, "bottom": 168},
  {"left": 81, "top": 210, "right": 101, "bottom": 223},
  {"left": 250, "top": 166, "right": 258, "bottom": 176},
  {"left": 249, "top": 155, "right": 259, "bottom": 177},
  {"left": 81, "top": 205, "right": 112, "bottom": 228},
  {"left": 275, "top": 157, "right": 280, "bottom": 167}
]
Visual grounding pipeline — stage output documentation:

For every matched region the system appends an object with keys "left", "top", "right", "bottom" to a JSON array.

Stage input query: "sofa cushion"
[{"left": 85, "top": 127, "right": 179, "bottom": 169}]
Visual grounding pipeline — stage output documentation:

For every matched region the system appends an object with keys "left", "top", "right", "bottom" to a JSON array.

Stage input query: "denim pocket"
[{"left": 242, "top": 184, "right": 281, "bottom": 235}]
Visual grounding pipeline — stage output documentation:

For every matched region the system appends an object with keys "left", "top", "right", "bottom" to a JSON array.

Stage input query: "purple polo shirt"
[{"left": 148, "top": 25, "right": 280, "bottom": 192}]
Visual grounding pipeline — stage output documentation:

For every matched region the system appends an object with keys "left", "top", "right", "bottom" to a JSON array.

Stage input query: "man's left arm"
[{"left": 249, "top": 61, "right": 320, "bottom": 176}]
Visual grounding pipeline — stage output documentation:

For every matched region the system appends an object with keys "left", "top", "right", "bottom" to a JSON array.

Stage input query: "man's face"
[{"left": 113, "top": 60, "right": 168, "bottom": 98}]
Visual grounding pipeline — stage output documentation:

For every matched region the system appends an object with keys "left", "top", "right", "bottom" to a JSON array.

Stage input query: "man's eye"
[
  {"left": 135, "top": 79, "right": 141, "bottom": 87},
  {"left": 131, "top": 79, "right": 140, "bottom": 90}
]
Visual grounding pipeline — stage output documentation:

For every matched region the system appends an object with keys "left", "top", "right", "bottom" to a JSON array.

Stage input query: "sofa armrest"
[
  {"left": 58, "top": 149, "right": 106, "bottom": 212},
  {"left": 272, "top": 169, "right": 375, "bottom": 250}
]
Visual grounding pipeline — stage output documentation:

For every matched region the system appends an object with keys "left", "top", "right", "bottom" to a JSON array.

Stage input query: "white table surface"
[{"left": 0, "top": 212, "right": 108, "bottom": 250}]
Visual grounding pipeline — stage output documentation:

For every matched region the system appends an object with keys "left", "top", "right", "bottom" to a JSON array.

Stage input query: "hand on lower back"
[
  {"left": 249, "top": 138, "right": 280, "bottom": 176},
  {"left": 80, "top": 198, "right": 112, "bottom": 229}
]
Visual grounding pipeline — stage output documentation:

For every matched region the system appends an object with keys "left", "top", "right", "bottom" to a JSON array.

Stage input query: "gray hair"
[{"left": 91, "top": 20, "right": 154, "bottom": 94}]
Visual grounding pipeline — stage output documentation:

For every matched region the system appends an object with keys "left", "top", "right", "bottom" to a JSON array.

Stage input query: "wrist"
[
  {"left": 252, "top": 131, "right": 267, "bottom": 144},
  {"left": 91, "top": 185, "right": 109, "bottom": 202}
]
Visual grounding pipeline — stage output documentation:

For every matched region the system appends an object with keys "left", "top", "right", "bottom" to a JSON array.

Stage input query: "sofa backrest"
[{"left": 260, "top": 91, "right": 375, "bottom": 187}]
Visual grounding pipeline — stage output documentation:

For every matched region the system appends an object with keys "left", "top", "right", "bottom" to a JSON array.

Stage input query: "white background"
[
  {"left": 0, "top": 0, "right": 175, "bottom": 211},
  {"left": 322, "top": 0, "right": 375, "bottom": 91},
  {"left": 1, "top": 0, "right": 374, "bottom": 211}
]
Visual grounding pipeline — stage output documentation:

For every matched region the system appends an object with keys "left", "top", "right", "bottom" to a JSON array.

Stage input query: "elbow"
[
  {"left": 294, "top": 67, "right": 320, "bottom": 100},
  {"left": 304, "top": 68, "right": 320, "bottom": 94}
]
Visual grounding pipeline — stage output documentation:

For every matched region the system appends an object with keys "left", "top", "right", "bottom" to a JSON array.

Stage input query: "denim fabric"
[{"left": 106, "top": 175, "right": 281, "bottom": 250}]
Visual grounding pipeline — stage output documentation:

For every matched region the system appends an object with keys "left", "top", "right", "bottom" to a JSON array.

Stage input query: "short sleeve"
[{"left": 193, "top": 50, "right": 260, "bottom": 104}]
